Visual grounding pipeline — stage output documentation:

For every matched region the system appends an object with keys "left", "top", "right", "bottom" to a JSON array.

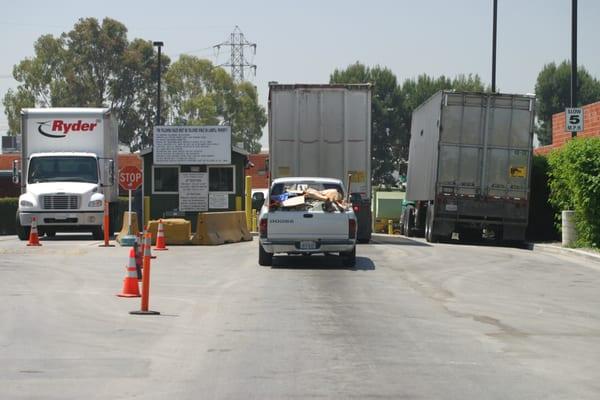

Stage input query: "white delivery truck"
[
  {"left": 13, "top": 108, "right": 118, "bottom": 240},
  {"left": 268, "top": 83, "right": 372, "bottom": 242}
]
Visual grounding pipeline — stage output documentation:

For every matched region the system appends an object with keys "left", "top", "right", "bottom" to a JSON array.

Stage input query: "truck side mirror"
[{"left": 12, "top": 160, "right": 20, "bottom": 184}]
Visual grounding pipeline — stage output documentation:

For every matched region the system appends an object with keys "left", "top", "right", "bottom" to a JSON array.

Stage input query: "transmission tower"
[{"left": 214, "top": 26, "right": 257, "bottom": 82}]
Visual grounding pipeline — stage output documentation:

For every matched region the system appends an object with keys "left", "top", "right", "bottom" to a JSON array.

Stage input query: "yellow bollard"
[
  {"left": 388, "top": 219, "right": 393, "bottom": 235},
  {"left": 245, "top": 176, "right": 252, "bottom": 230},
  {"left": 251, "top": 210, "right": 258, "bottom": 232},
  {"left": 235, "top": 196, "right": 242, "bottom": 211}
]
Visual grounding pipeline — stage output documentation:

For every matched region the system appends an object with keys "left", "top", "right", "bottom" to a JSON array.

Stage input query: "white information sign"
[
  {"left": 209, "top": 192, "right": 229, "bottom": 209},
  {"left": 565, "top": 108, "right": 584, "bottom": 132},
  {"left": 154, "top": 126, "right": 231, "bottom": 165},
  {"left": 178, "top": 172, "right": 208, "bottom": 212}
]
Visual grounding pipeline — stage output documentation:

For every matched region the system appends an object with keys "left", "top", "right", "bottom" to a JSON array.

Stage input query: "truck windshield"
[{"left": 28, "top": 156, "right": 98, "bottom": 184}]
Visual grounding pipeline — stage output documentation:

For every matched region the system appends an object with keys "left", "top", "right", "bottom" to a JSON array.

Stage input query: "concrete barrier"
[
  {"left": 147, "top": 218, "right": 192, "bottom": 245},
  {"left": 191, "top": 211, "right": 253, "bottom": 245},
  {"left": 116, "top": 212, "right": 140, "bottom": 244}
]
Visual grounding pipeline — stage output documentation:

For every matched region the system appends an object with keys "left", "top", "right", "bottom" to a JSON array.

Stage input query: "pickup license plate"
[{"left": 299, "top": 241, "right": 316, "bottom": 250}]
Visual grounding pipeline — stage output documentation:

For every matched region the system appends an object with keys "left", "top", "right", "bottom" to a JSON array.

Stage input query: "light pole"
[
  {"left": 491, "top": 0, "right": 497, "bottom": 93},
  {"left": 153, "top": 41, "right": 164, "bottom": 127},
  {"left": 571, "top": 0, "right": 578, "bottom": 138}
]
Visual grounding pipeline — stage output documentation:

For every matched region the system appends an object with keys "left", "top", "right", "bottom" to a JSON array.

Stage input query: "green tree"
[
  {"left": 331, "top": 63, "right": 486, "bottom": 185},
  {"left": 534, "top": 61, "right": 600, "bottom": 145},
  {"left": 3, "top": 17, "right": 169, "bottom": 149},
  {"left": 165, "top": 55, "right": 266, "bottom": 153},
  {"left": 330, "top": 62, "right": 403, "bottom": 185}
]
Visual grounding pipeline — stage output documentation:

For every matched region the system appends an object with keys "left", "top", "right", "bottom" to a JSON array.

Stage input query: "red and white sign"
[{"left": 119, "top": 166, "right": 143, "bottom": 191}]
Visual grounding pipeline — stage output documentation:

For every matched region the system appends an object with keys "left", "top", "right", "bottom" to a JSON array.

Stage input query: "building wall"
[
  {"left": 247, "top": 152, "right": 269, "bottom": 188},
  {"left": 535, "top": 101, "right": 600, "bottom": 155},
  {"left": 142, "top": 149, "right": 247, "bottom": 230}
]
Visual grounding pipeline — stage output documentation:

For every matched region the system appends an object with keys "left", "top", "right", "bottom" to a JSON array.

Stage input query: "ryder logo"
[{"left": 37, "top": 120, "right": 98, "bottom": 138}]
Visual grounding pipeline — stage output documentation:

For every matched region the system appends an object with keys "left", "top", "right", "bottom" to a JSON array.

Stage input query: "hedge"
[
  {"left": 547, "top": 137, "right": 600, "bottom": 247},
  {"left": 0, "top": 197, "right": 130, "bottom": 235}
]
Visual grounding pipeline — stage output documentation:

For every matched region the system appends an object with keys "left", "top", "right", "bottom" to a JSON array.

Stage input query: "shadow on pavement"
[
  {"left": 40, "top": 234, "right": 108, "bottom": 241},
  {"left": 369, "top": 234, "right": 431, "bottom": 247},
  {"left": 269, "top": 255, "right": 375, "bottom": 271}
]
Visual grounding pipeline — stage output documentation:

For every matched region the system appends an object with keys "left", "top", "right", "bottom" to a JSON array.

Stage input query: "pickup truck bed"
[{"left": 258, "top": 177, "right": 357, "bottom": 267}]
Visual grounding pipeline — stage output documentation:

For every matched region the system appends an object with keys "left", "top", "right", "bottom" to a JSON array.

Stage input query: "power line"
[{"left": 213, "top": 26, "right": 256, "bottom": 83}]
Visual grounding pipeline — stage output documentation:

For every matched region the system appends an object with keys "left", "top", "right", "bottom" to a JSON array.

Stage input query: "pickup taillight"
[
  {"left": 349, "top": 219, "right": 356, "bottom": 239},
  {"left": 352, "top": 204, "right": 360, "bottom": 214},
  {"left": 259, "top": 218, "right": 268, "bottom": 238}
]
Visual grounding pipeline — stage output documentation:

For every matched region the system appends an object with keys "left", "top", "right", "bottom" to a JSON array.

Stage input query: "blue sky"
[{"left": 1, "top": 0, "right": 599, "bottom": 148}]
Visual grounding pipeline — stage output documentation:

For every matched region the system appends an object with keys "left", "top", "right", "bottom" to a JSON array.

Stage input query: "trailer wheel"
[
  {"left": 425, "top": 205, "right": 438, "bottom": 243},
  {"left": 404, "top": 207, "right": 415, "bottom": 237}
]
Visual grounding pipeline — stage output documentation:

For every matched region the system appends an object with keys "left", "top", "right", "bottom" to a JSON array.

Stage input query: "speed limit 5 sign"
[{"left": 565, "top": 107, "right": 584, "bottom": 132}]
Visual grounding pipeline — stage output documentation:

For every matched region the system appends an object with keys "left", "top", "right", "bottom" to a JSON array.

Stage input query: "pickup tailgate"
[{"left": 267, "top": 210, "right": 349, "bottom": 240}]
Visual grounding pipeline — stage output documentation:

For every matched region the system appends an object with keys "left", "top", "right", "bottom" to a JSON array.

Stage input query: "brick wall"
[
  {"left": 247, "top": 152, "right": 269, "bottom": 189},
  {"left": 535, "top": 101, "right": 600, "bottom": 155}
]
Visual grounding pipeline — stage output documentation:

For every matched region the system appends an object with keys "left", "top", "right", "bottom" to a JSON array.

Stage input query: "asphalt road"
[{"left": 0, "top": 234, "right": 599, "bottom": 399}]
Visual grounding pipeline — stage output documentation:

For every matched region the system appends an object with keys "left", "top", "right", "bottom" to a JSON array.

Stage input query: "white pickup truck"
[{"left": 258, "top": 177, "right": 357, "bottom": 267}]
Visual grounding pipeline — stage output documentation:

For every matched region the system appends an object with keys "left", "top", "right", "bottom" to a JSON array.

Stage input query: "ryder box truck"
[{"left": 14, "top": 108, "right": 118, "bottom": 240}]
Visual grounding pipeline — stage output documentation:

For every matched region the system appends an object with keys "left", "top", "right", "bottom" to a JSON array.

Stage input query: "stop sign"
[{"left": 119, "top": 166, "right": 143, "bottom": 191}]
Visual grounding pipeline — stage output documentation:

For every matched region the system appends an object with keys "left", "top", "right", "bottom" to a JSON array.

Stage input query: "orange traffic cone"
[
  {"left": 154, "top": 219, "right": 168, "bottom": 251},
  {"left": 117, "top": 248, "right": 141, "bottom": 298},
  {"left": 27, "top": 216, "right": 42, "bottom": 246}
]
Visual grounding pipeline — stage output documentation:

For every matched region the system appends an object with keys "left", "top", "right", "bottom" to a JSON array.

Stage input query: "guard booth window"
[
  {"left": 153, "top": 166, "right": 179, "bottom": 193},
  {"left": 209, "top": 166, "right": 235, "bottom": 193}
]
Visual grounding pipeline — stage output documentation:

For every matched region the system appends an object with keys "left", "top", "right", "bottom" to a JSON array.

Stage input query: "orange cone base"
[
  {"left": 130, "top": 310, "right": 160, "bottom": 315},
  {"left": 117, "top": 278, "right": 141, "bottom": 298},
  {"left": 154, "top": 247, "right": 168, "bottom": 251},
  {"left": 27, "top": 242, "right": 42, "bottom": 247}
]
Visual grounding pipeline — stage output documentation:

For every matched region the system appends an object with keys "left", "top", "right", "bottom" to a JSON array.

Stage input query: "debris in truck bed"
[{"left": 270, "top": 186, "right": 348, "bottom": 212}]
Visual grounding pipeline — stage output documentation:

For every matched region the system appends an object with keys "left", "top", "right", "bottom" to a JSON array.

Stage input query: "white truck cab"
[
  {"left": 14, "top": 108, "right": 118, "bottom": 240},
  {"left": 258, "top": 177, "right": 357, "bottom": 267}
]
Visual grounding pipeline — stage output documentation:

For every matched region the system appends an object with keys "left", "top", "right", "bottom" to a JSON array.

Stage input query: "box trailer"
[
  {"left": 268, "top": 83, "right": 372, "bottom": 242},
  {"left": 14, "top": 108, "right": 118, "bottom": 240},
  {"left": 403, "top": 91, "right": 535, "bottom": 243}
]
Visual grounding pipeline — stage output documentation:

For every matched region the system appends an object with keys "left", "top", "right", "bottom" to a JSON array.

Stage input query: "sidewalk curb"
[{"left": 529, "top": 243, "right": 600, "bottom": 263}]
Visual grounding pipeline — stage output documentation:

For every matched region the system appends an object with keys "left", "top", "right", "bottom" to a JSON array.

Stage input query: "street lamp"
[{"left": 153, "top": 41, "right": 164, "bottom": 126}]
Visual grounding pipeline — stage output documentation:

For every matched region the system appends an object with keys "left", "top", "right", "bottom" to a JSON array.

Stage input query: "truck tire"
[
  {"left": 92, "top": 226, "right": 104, "bottom": 240},
  {"left": 340, "top": 246, "right": 356, "bottom": 268},
  {"left": 258, "top": 244, "right": 273, "bottom": 266},
  {"left": 15, "top": 212, "right": 30, "bottom": 241},
  {"left": 404, "top": 207, "right": 415, "bottom": 237},
  {"left": 425, "top": 205, "right": 438, "bottom": 243}
]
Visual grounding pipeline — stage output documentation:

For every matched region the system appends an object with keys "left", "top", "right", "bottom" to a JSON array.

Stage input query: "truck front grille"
[{"left": 42, "top": 195, "right": 80, "bottom": 210}]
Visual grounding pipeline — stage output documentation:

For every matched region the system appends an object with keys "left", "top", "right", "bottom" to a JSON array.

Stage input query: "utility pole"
[
  {"left": 153, "top": 41, "right": 164, "bottom": 126},
  {"left": 571, "top": 0, "right": 578, "bottom": 138},
  {"left": 214, "top": 26, "right": 257, "bottom": 83},
  {"left": 491, "top": 0, "right": 497, "bottom": 93}
]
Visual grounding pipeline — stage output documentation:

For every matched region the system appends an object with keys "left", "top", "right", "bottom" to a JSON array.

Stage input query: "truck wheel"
[
  {"left": 258, "top": 244, "right": 273, "bottom": 266},
  {"left": 425, "top": 205, "right": 438, "bottom": 243},
  {"left": 404, "top": 207, "right": 415, "bottom": 237},
  {"left": 15, "top": 213, "right": 30, "bottom": 241},
  {"left": 92, "top": 226, "right": 104, "bottom": 240},
  {"left": 340, "top": 246, "right": 356, "bottom": 268}
]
